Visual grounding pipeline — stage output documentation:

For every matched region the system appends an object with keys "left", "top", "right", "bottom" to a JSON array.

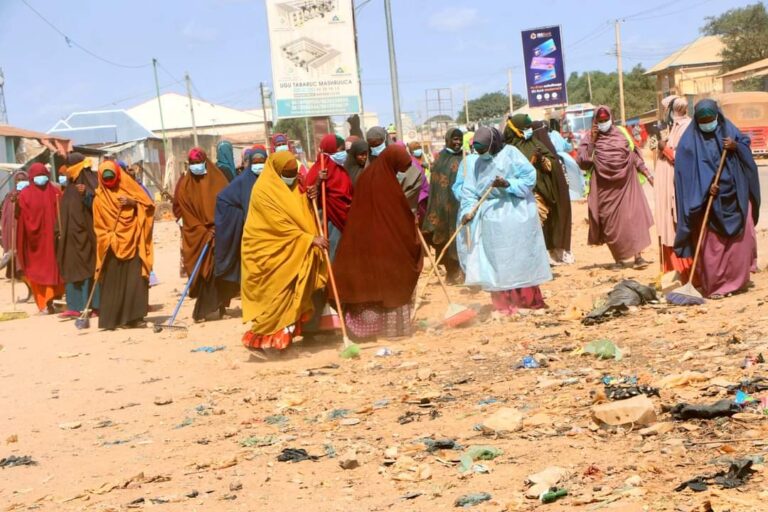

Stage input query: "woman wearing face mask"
[
  {"left": 366, "top": 126, "right": 389, "bottom": 164},
  {"left": 240, "top": 151, "right": 329, "bottom": 351},
  {"left": 173, "top": 147, "right": 229, "bottom": 322},
  {"left": 57, "top": 152, "right": 100, "bottom": 318},
  {"left": 305, "top": 134, "right": 353, "bottom": 259},
  {"left": 548, "top": 118, "right": 586, "bottom": 201},
  {"left": 673, "top": 99, "right": 761, "bottom": 299},
  {"left": 407, "top": 141, "right": 430, "bottom": 223},
  {"left": 422, "top": 128, "right": 465, "bottom": 284},
  {"left": 214, "top": 144, "right": 268, "bottom": 305},
  {"left": 576, "top": 106, "right": 655, "bottom": 269},
  {"left": 1, "top": 170, "right": 32, "bottom": 301},
  {"left": 344, "top": 139, "right": 370, "bottom": 185},
  {"left": 92, "top": 161, "right": 154, "bottom": 330},
  {"left": 505, "top": 115, "right": 572, "bottom": 265},
  {"left": 334, "top": 145, "right": 422, "bottom": 340},
  {"left": 460, "top": 127, "right": 552, "bottom": 314},
  {"left": 270, "top": 133, "right": 308, "bottom": 177},
  {"left": 16, "top": 163, "right": 64, "bottom": 313},
  {"left": 655, "top": 96, "right": 693, "bottom": 279}
]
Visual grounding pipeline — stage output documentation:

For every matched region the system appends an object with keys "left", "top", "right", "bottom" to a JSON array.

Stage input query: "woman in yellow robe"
[{"left": 241, "top": 151, "right": 328, "bottom": 350}]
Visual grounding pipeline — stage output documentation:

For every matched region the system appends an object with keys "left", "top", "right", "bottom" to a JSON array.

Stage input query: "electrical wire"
[{"left": 20, "top": 0, "right": 151, "bottom": 69}]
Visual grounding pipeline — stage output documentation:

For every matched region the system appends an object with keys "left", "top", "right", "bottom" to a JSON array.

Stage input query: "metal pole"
[
  {"left": 507, "top": 68, "right": 514, "bottom": 114},
  {"left": 587, "top": 72, "right": 594, "bottom": 103},
  {"left": 463, "top": 85, "right": 470, "bottom": 126},
  {"left": 304, "top": 117, "right": 312, "bottom": 160},
  {"left": 351, "top": 3, "right": 365, "bottom": 133},
  {"left": 615, "top": 20, "right": 626, "bottom": 124},
  {"left": 383, "top": 0, "right": 403, "bottom": 139},
  {"left": 260, "top": 82, "right": 271, "bottom": 144},
  {"left": 152, "top": 59, "right": 169, "bottom": 154},
  {"left": 184, "top": 72, "right": 199, "bottom": 147}
]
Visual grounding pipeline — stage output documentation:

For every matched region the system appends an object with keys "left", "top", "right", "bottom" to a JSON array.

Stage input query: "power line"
[
  {"left": 625, "top": 0, "right": 716, "bottom": 22},
  {"left": 20, "top": 0, "right": 151, "bottom": 69}
]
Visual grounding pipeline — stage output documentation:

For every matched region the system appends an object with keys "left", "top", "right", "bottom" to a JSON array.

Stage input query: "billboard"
[
  {"left": 521, "top": 26, "right": 568, "bottom": 108},
  {"left": 265, "top": 0, "right": 361, "bottom": 119}
]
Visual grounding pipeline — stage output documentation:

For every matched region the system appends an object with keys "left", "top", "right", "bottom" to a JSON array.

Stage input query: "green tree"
[
  {"left": 566, "top": 65, "right": 656, "bottom": 120},
  {"left": 274, "top": 118, "right": 309, "bottom": 151},
  {"left": 702, "top": 2, "right": 768, "bottom": 72},
  {"left": 455, "top": 91, "right": 527, "bottom": 123}
]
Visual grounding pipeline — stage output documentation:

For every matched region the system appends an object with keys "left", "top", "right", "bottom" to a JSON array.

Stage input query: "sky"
[{"left": 0, "top": 0, "right": 753, "bottom": 132}]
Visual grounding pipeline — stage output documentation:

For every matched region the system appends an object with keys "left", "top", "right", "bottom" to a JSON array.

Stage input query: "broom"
[
  {"left": 2, "top": 206, "right": 28, "bottom": 322},
  {"left": 310, "top": 199, "right": 359, "bottom": 359},
  {"left": 666, "top": 150, "right": 728, "bottom": 306},
  {"left": 416, "top": 229, "right": 476, "bottom": 327}
]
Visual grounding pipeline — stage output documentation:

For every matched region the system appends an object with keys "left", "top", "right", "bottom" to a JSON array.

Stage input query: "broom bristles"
[
  {"left": 666, "top": 283, "right": 705, "bottom": 306},
  {"left": 443, "top": 305, "right": 477, "bottom": 328},
  {"left": 339, "top": 339, "right": 361, "bottom": 359}
]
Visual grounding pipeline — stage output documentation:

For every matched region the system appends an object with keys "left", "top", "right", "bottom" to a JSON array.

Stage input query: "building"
[
  {"left": 720, "top": 58, "right": 768, "bottom": 93},
  {"left": 48, "top": 109, "right": 155, "bottom": 146},
  {"left": 277, "top": 0, "right": 336, "bottom": 28},
  {"left": 646, "top": 36, "right": 725, "bottom": 111}
]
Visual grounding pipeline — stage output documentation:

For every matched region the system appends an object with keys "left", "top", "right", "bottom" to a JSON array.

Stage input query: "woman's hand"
[
  {"left": 710, "top": 182, "right": 720, "bottom": 197},
  {"left": 723, "top": 137, "right": 736, "bottom": 151},
  {"left": 492, "top": 176, "right": 509, "bottom": 188},
  {"left": 312, "top": 236, "right": 329, "bottom": 250},
  {"left": 307, "top": 184, "right": 319, "bottom": 201},
  {"left": 462, "top": 212, "right": 475, "bottom": 225},
  {"left": 118, "top": 196, "right": 136, "bottom": 207}
]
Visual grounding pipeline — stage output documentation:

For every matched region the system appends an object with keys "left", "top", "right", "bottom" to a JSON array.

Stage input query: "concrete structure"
[
  {"left": 720, "top": 58, "right": 768, "bottom": 93},
  {"left": 646, "top": 36, "right": 725, "bottom": 111},
  {"left": 48, "top": 110, "right": 155, "bottom": 146}
]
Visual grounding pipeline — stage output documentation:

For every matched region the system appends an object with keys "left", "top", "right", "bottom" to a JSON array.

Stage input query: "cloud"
[
  {"left": 428, "top": 7, "right": 479, "bottom": 31},
  {"left": 182, "top": 20, "right": 218, "bottom": 44}
]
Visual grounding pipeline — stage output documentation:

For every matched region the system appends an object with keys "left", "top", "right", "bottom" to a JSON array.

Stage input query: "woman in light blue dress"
[{"left": 549, "top": 119, "right": 586, "bottom": 200}]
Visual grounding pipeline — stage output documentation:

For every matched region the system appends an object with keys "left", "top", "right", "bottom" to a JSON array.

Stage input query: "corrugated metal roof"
[
  {"left": 720, "top": 57, "right": 768, "bottom": 78},
  {"left": 47, "top": 110, "right": 156, "bottom": 145},
  {"left": 646, "top": 36, "right": 724, "bottom": 75}
]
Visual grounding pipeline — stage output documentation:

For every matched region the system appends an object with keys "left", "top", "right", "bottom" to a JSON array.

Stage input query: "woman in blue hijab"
[
  {"left": 216, "top": 140, "right": 237, "bottom": 182},
  {"left": 674, "top": 99, "right": 761, "bottom": 298}
]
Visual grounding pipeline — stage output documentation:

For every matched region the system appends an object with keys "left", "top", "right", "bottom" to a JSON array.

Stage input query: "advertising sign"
[
  {"left": 265, "top": 0, "right": 361, "bottom": 119},
  {"left": 521, "top": 26, "right": 568, "bottom": 108}
]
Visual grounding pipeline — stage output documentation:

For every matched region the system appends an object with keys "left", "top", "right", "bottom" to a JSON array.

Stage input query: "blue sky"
[{"left": 0, "top": 0, "right": 752, "bottom": 131}]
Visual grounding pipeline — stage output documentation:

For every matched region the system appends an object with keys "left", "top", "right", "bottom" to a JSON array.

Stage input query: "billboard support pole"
[
  {"left": 384, "top": 0, "right": 403, "bottom": 139},
  {"left": 507, "top": 68, "right": 514, "bottom": 114},
  {"left": 615, "top": 20, "right": 626, "bottom": 125},
  {"left": 463, "top": 85, "right": 469, "bottom": 126},
  {"left": 184, "top": 72, "right": 199, "bottom": 147},
  {"left": 351, "top": 1, "right": 365, "bottom": 133},
  {"left": 260, "top": 81, "right": 271, "bottom": 144},
  {"left": 587, "top": 72, "right": 593, "bottom": 103}
]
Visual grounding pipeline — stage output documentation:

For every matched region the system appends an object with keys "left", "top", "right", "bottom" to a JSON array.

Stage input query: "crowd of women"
[{"left": 0, "top": 97, "right": 760, "bottom": 349}]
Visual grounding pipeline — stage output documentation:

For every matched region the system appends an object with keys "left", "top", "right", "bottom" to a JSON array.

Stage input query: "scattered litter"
[
  {"left": 656, "top": 371, "right": 708, "bottom": 388},
  {"left": 276, "top": 448, "right": 318, "bottom": 463},
  {"left": 240, "top": 436, "right": 276, "bottom": 447},
  {"left": 471, "top": 464, "right": 489, "bottom": 474},
  {"left": 581, "top": 339, "right": 623, "bottom": 360},
  {"left": 582, "top": 279, "right": 657, "bottom": 325},
  {"left": 375, "top": 347, "right": 393, "bottom": 357},
  {"left": 326, "top": 409, "right": 350, "bottom": 420},
  {"left": 516, "top": 355, "right": 540, "bottom": 369},
  {"left": 190, "top": 345, "right": 225, "bottom": 353},
  {"left": 525, "top": 466, "right": 570, "bottom": 498},
  {"left": 174, "top": 418, "right": 194, "bottom": 429},
  {"left": 476, "top": 396, "right": 501, "bottom": 406},
  {"left": 728, "top": 376, "right": 768, "bottom": 394},
  {"left": 458, "top": 446, "right": 503, "bottom": 473},
  {"left": 454, "top": 492, "right": 491, "bottom": 507},
  {"left": 675, "top": 459, "right": 756, "bottom": 492},
  {"left": 265, "top": 414, "right": 288, "bottom": 425},
  {"left": 373, "top": 399, "right": 390, "bottom": 409},
  {"left": 400, "top": 492, "right": 422, "bottom": 500},
  {"left": 605, "top": 383, "right": 659, "bottom": 401},
  {"left": 324, "top": 443, "right": 336, "bottom": 458},
  {"left": 540, "top": 488, "right": 568, "bottom": 504},
  {"left": 742, "top": 353, "right": 765, "bottom": 369},
  {"left": 0, "top": 455, "right": 37, "bottom": 468},
  {"left": 670, "top": 400, "right": 740, "bottom": 420},
  {"left": 423, "top": 438, "right": 460, "bottom": 452}
]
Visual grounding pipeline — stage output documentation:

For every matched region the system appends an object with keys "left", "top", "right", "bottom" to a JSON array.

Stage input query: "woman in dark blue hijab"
[{"left": 673, "top": 99, "right": 761, "bottom": 298}]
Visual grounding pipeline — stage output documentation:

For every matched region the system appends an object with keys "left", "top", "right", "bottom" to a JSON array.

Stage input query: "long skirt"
[
  {"left": 661, "top": 245, "right": 692, "bottom": 282},
  {"left": 192, "top": 273, "right": 222, "bottom": 321},
  {"left": 491, "top": 287, "right": 546, "bottom": 315},
  {"left": 696, "top": 204, "right": 757, "bottom": 298},
  {"left": 345, "top": 302, "right": 412, "bottom": 339},
  {"left": 29, "top": 281, "right": 63, "bottom": 312},
  {"left": 242, "top": 315, "right": 309, "bottom": 351},
  {"left": 66, "top": 278, "right": 100, "bottom": 313},
  {"left": 98, "top": 252, "right": 149, "bottom": 330}
]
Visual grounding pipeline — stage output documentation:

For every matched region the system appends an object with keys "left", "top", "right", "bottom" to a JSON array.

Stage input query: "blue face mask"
[
  {"left": 33, "top": 175, "right": 49, "bottom": 187},
  {"left": 698, "top": 120, "right": 718, "bottom": 133},
  {"left": 189, "top": 163, "right": 207, "bottom": 175},
  {"left": 251, "top": 163, "right": 265, "bottom": 175},
  {"left": 58, "top": 175, "right": 68, "bottom": 185},
  {"left": 16, "top": 180, "right": 29, "bottom": 191},
  {"left": 370, "top": 142, "right": 386, "bottom": 156},
  {"left": 523, "top": 128, "right": 533, "bottom": 140},
  {"left": 412, "top": 149, "right": 423, "bottom": 158},
  {"left": 281, "top": 175, "right": 297, "bottom": 187},
  {"left": 479, "top": 152, "right": 493, "bottom": 161},
  {"left": 330, "top": 150, "right": 347, "bottom": 166},
  {"left": 275, "top": 144, "right": 289, "bottom": 153}
]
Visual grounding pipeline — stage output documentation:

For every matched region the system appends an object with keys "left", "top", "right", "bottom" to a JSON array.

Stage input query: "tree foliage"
[
  {"left": 566, "top": 65, "right": 656, "bottom": 119},
  {"left": 274, "top": 118, "right": 309, "bottom": 151},
  {"left": 702, "top": 2, "right": 768, "bottom": 72},
  {"left": 455, "top": 91, "right": 527, "bottom": 123}
]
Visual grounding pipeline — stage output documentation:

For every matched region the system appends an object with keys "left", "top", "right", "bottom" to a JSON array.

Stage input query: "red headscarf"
[
  {"left": 16, "top": 163, "right": 63, "bottom": 285},
  {"left": 305, "top": 134, "right": 353, "bottom": 231},
  {"left": 333, "top": 145, "right": 422, "bottom": 308}
]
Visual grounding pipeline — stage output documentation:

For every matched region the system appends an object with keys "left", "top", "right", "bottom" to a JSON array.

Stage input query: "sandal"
[{"left": 633, "top": 257, "right": 650, "bottom": 270}]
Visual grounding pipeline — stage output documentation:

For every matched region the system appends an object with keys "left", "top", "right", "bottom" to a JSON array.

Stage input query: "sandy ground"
[{"left": 1, "top": 187, "right": 768, "bottom": 511}]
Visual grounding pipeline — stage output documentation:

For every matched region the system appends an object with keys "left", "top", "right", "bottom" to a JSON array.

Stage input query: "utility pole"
[
  {"left": 184, "top": 72, "right": 199, "bottom": 147},
  {"left": 383, "top": 0, "right": 403, "bottom": 139},
  {"left": 507, "top": 68, "right": 514, "bottom": 114},
  {"left": 259, "top": 82, "right": 271, "bottom": 143},
  {"left": 614, "top": 20, "right": 626, "bottom": 125},
  {"left": 587, "top": 71, "right": 594, "bottom": 103},
  {"left": 151, "top": 58, "right": 168, "bottom": 155},
  {"left": 463, "top": 84, "right": 470, "bottom": 126},
  {"left": 0, "top": 68, "right": 8, "bottom": 124}
]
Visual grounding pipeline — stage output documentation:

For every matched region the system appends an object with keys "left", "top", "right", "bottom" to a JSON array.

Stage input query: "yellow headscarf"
[
  {"left": 66, "top": 157, "right": 93, "bottom": 181},
  {"left": 92, "top": 161, "right": 155, "bottom": 278},
  {"left": 241, "top": 151, "right": 327, "bottom": 334}
]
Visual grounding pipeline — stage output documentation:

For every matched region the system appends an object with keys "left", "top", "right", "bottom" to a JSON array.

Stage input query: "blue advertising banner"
[{"left": 521, "top": 26, "right": 568, "bottom": 108}]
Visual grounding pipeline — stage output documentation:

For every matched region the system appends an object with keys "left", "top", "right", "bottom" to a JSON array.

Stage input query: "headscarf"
[
  {"left": 345, "top": 135, "right": 360, "bottom": 150},
  {"left": 1, "top": 170, "right": 29, "bottom": 254},
  {"left": 532, "top": 120, "right": 560, "bottom": 157},
  {"left": 16, "top": 163, "right": 62, "bottom": 285},
  {"left": 673, "top": 99, "right": 761, "bottom": 258},
  {"left": 93, "top": 161, "right": 154, "bottom": 278},
  {"left": 306, "top": 134, "right": 353, "bottom": 230},
  {"left": 173, "top": 147, "right": 229, "bottom": 293},
  {"left": 422, "top": 128, "right": 464, "bottom": 256},
  {"left": 216, "top": 140, "right": 236, "bottom": 182},
  {"left": 271, "top": 133, "right": 290, "bottom": 153},
  {"left": 344, "top": 139, "right": 369, "bottom": 186},
  {"left": 241, "top": 151, "right": 327, "bottom": 334},
  {"left": 549, "top": 118, "right": 561, "bottom": 133},
  {"left": 251, "top": 144, "right": 268, "bottom": 160},
  {"left": 58, "top": 151, "right": 99, "bottom": 283},
  {"left": 473, "top": 126, "right": 504, "bottom": 156},
  {"left": 505, "top": 114, "right": 559, "bottom": 204},
  {"left": 334, "top": 145, "right": 422, "bottom": 308},
  {"left": 366, "top": 126, "right": 388, "bottom": 143}
]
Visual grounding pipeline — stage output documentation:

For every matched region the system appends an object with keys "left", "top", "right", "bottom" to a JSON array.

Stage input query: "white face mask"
[
  {"left": 251, "top": 163, "right": 265, "bottom": 175},
  {"left": 189, "top": 162, "right": 207, "bottom": 175},
  {"left": 330, "top": 150, "right": 347, "bottom": 166},
  {"left": 597, "top": 120, "right": 612, "bottom": 133},
  {"left": 275, "top": 144, "right": 289, "bottom": 153},
  {"left": 281, "top": 175, "right": 297, "bottom": 187},
  {"left": 371, "top": 142, "right": 386, "bottom": 156}
]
